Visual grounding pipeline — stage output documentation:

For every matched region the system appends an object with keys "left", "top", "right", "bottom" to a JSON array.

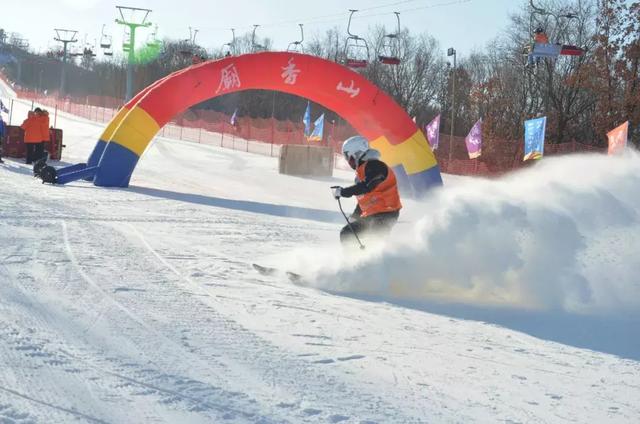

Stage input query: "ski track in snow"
[
  {"left": 0, "top": 88, "right": 639, "bottom": 423},
  {"left": 0, "top": 180, "right": 418, "bottom": 422}
]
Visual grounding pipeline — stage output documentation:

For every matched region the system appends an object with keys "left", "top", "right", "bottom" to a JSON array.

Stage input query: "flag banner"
[
  {"left": 524, "top": 116, "right": 546, "bottom": 161},
  {"left": 308, "top": 113, "right": 324, "bottom": 142},
  {"left": 465, "top": 118, "right": 482, "bottom": 159},
  {"left": 424, "top": 114, "right": 440, "bottom": 150},
  {"left": 230, "top": 108, "right": 238, "bottom": 126},
  {"left": 303, "top": 101, "right": 311, "bottom": 137},
  {"left": 607, "top": 121, "right": 629, "bottom": 155}
]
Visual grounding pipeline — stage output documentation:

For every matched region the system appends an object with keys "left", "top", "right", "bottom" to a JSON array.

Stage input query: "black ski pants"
[
  {"left": 26, "top": 142, "right": 45, "bottom": 164},
  {"left": 340, "top": 210, "right": 400, "bottom": 246}
]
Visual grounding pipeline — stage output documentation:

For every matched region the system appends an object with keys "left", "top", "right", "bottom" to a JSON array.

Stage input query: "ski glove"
[{"left": 331, "top": 186, "right": 343, "bottom": 199}]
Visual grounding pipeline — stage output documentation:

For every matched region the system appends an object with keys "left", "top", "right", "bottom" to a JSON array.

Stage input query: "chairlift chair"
[
  {"left": 251, "top": 25, "right": 265, "bottom": 52},
  {"left": 180, "top": 27, "right": 199, "bottom": 57},
  {"left": 83, "top": 47, "right": 96, "bottom": 58},
  {"left": 222, "top": 28, "right": 235, "bottom": 57},
  {"left": 378, "top": 12, "right": 401, "bottom": 65},
  {"left": 343, "top": 9, "right": 369, "bottom": 68},
  {"left": 122, "top": 28, "right": 131, "bottom": 53},
  {"left": 180, "top": 41, "right": 192, "bottom": 57},
  {"left": 69, "top": 46, "right": 83, "bottom": 57},
  {"left": 287, "top": 24, "right": 304, "bottom": 53},
  {"left": 222, "top": 43, "right": 232, "bottom": 57},
  {"left": 145, "top": 25, "right": 161, "bottom": 49},
  {"left": 180, "top": 27, "right": 193, "bottom": 56},
  {"left": 100, "top": 24, "right": 112, "bottom": 49},
  {"left": 525, "top": 0, "right": 584, "bottom": 66}
]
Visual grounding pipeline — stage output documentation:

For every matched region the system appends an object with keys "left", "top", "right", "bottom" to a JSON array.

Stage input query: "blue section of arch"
[
  {"left": 407, "top": 166, "right": 443, "bottom": 194},
  {"left": 92, "top": 142, "right": 139, "bottom": 187}
]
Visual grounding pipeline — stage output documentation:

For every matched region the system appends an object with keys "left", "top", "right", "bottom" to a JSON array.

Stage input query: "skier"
[{"left": 331, "top": 136, "right": 402, "bottom": 246}]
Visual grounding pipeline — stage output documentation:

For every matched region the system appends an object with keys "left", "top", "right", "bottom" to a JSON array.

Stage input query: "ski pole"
[{"left": 336, "top": 196, "right": 365, "bottom": 250}]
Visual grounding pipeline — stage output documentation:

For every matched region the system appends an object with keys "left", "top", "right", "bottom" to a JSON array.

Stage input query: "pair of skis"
[{"left": 252, "top": 263, "right": 305, "bottom": 285}]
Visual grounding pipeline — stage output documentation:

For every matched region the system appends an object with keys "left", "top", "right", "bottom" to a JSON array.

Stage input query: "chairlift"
[
  {"left": 378, "top": 12, "right": 401, "bottom": 65},
  {"left": 180, "top": 27, "right": 198, "bottom": 56},
  {"left": 83, "top": 46, "right": 96, "bottom": 58},
  {"left": 146, "top": 25, "right": 161, "bottom": 49},
  {"left": 122, "top": 28, "right": 131, "bottom": 53},
  {"left": 69, "top": 46, "right": 83, "bottom": 57},
  {"left": 251, "top": 25, "right": 265, "bottom": 52},
  {"left": 100, "top": 24, "right": 112, "bottom": 49},
  {"left": 343, "top": 9, "right": 369, "bottom": 68},
  {"left": 525, "top": 0, "right": 584, "bottom": 67},
  {"left": 179, "top": 43, "right": 191, "bottom": 56},
  {"left": 287, "top": 24, "right": 304, "bottom": 53},
  {"left": 222, "top": 28, "right": 235, "bottom": 57}
]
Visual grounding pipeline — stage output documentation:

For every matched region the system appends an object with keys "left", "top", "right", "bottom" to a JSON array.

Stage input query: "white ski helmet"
[{"left": 342, "top": 136, "right": 369, "bottom": 168}]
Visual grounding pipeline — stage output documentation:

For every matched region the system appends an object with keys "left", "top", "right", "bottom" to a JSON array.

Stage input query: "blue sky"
[{"left": 2, "top": 0, "right": 521, "bottom": 58}]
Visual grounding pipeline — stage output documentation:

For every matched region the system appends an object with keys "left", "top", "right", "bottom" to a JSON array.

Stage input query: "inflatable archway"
[{"left": 81, "top": 52, "right": 442, "bottom": 194}]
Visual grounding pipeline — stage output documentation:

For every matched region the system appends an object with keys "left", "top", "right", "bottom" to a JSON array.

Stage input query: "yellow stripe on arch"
[
  {"left": 370, "top": 130, "right": 437, "bottom": 175},
  {"left": 99, "top": 107, "right": 130, "bottom": 141},
  {"left": 109, "top": 106, "right": 161, "bottom": 157}
]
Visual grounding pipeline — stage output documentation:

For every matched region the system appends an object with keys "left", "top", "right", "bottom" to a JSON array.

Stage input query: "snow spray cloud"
[{"left": 307, "top": 151, "right": 640, "bottom": 316}]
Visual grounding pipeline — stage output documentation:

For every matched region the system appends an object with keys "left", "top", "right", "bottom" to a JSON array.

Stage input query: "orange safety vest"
[{"left": 356, "top": 161, "right": 402, "bottom": 218}]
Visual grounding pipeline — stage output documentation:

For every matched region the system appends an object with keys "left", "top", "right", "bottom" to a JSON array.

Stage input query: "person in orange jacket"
[
  {"left": 35, "top": 108, "right": 50, "bottom": 162},
  {"left": 534, "top": 27, "right": 549, "bottom": 44},
  {"left": 21, "top": 110, "right": 41, "bottom": 164},
  {"left": 331, "top": 136, "right": 402, "bottom": 246}
]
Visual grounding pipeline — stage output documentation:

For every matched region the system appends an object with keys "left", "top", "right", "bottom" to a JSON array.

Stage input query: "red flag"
[{"left": 607, "top": 121, "right": 629, "bottom": 155}]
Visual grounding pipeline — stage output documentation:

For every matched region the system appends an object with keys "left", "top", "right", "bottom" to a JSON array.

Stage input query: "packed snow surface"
[{"left": 1, "top": 82, "right": 639, "bottom": 423}]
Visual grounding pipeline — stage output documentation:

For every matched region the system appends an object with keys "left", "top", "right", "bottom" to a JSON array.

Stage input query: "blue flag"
[
  {"left": 230, "top": 108, "right": 238, "bottom": 126},
  {"left": 308, "top": 113, "right": 324, "bottom": 142},
  {"left": 524, "top": 116, "right": 546, "bottom": 161},
  {"left": 303, "top": 101, "right": 311, "bottom": 137}
]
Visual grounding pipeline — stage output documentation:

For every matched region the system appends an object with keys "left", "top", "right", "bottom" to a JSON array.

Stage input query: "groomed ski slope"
[{"left": 1, "top": 84, "right": 639, "bottom": 423}]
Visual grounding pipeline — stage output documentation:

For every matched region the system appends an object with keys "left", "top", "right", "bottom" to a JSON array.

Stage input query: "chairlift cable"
[
  {"left": 197, "top": 0, "right": 465, "bottom": 32},
  {"left": 265, "top": 0, "right": 471, "bottom": 29}
]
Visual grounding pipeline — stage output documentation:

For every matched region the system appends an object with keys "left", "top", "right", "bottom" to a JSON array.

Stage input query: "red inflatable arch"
[{"left": 81, "top": 52, "right": 441, "bottom": 194}]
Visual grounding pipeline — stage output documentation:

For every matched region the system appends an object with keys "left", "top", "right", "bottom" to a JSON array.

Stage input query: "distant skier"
[{"left": 331, "top": 136, "right": 402, "bottom": 246}]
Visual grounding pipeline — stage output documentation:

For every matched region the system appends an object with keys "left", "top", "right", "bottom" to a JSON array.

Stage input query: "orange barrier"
[
  {"left": 433, "top": 135, "right": 606, "bottom": 176},
  {"left": 1, "top": 126, "right": 64, "bottom": 160}
]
